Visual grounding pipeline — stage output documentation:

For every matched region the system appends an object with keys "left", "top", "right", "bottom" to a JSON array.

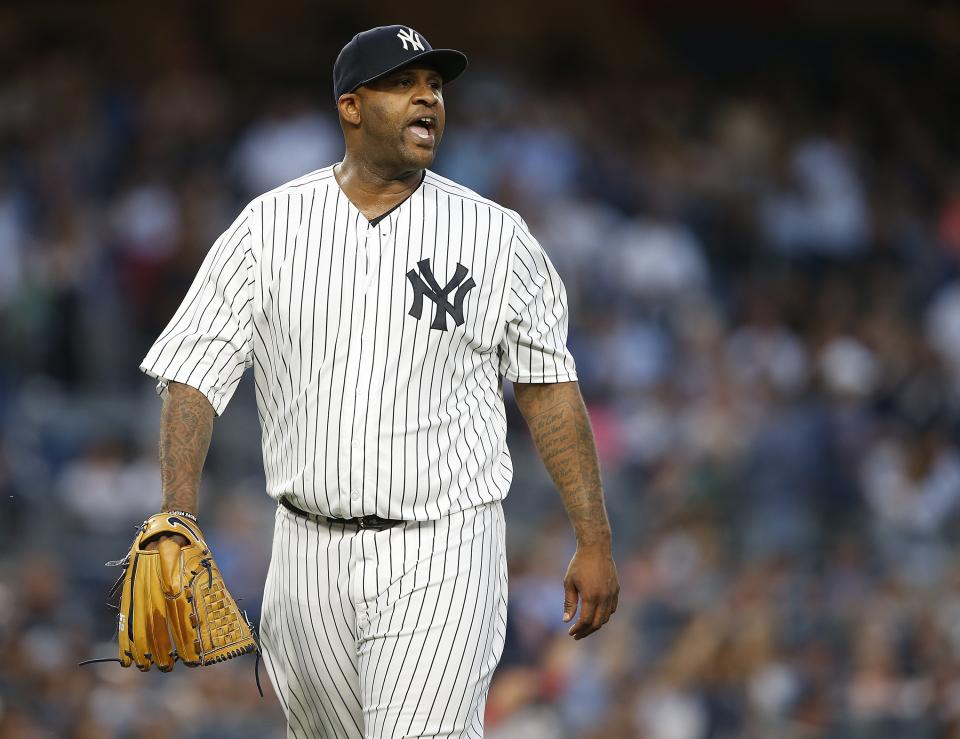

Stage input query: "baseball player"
[{"left": 139, "top": 24, "right": 619, "bottom": 738}]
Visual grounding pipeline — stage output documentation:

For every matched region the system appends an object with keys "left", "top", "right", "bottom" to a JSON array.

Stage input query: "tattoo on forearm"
[
  {"left": 159, "top": 383, "right": 214, "bottom": 515},
  {"left": 518, "top": 385, "right": 611, "bottom": 546}
]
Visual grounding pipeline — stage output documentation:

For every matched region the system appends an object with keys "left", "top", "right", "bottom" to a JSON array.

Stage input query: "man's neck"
[{"left": 335, "top": 153, "right": 423, "bottom": 212}]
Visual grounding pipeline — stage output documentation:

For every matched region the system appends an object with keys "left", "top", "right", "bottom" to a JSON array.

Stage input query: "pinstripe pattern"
[
  {"left": 140, "top": 165, "right": 576, "bottom": 736},
  {"left": 140, "top": 166, "right": 577, "bottom": 521},
  {"left": 260, "top": 501, "right": 507, "bottom": 738}
]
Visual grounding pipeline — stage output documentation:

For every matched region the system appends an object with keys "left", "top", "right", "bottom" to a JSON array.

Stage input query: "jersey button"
[
  {"left": 351, "top": 439, "right": 361, "bottom": 448},
  {"left": 351, "top": 489, "right": 360, "bottom": 500}
]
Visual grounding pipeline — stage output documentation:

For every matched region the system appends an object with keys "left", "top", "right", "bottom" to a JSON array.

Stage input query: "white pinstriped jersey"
[{"left": 140, "top": 165, "right": 577, "bottom": 521}]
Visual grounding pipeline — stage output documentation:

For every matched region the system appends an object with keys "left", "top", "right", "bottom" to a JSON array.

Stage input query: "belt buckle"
[{"left": 357, "top": 515, "right": 389, "bottom": 530}]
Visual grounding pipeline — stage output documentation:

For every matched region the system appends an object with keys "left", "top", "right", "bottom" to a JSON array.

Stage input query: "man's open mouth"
[{"left": 408, "top": 116, "right": 437, "bottom": 141}]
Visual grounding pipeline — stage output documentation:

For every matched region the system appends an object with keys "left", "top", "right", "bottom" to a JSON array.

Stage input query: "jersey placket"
[{"left": 348, "top": 218, "right": 387, "bottom": 516}]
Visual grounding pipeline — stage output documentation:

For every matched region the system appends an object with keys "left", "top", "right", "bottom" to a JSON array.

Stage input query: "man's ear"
[{"left": 338, "top": 94, "right": 361, "bottom": 126}]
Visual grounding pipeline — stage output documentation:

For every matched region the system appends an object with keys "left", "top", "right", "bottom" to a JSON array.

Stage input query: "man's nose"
[{"left": 413, "top": 84, "right": 439, "bottom": 106}]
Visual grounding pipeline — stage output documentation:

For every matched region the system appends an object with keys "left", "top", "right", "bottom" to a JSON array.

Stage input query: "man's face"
[{"left": 353, "top": 65, "right": 445, "bottom": 170}]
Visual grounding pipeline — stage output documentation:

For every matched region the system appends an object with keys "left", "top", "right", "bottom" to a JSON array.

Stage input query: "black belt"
[{"left": 280, "top": 497, "right": 403, "bottom": 531}]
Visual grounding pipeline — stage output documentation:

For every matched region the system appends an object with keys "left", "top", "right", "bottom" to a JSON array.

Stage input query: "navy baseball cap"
[{"left": 333, "top": 25, "right": 468, "bottom": 103}]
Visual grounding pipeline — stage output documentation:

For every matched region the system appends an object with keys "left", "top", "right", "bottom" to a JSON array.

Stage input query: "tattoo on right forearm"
[{"left": 159, "top": 383, "right": 214, "bottom": 515}]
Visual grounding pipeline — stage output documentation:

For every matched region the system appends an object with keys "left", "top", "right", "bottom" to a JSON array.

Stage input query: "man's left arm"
[{"left": 513, "top": 380, "right": 620, "bottom": 639}]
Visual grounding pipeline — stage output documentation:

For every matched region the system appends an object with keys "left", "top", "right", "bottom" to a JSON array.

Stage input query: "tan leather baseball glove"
[{"left": 84, "top": 512, "right": 258, "bottom": 672}]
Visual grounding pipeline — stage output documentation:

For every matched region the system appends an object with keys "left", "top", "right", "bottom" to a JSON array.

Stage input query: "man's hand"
[
  {"left": 144, "top": 533, "right": 189, "bottom": 551},
  {"left": 562, "top": 544, "right": 620, "bottom": 639}
]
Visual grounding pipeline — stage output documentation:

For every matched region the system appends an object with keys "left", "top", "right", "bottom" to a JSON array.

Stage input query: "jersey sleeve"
[
  {"left": 139, "top": 210, "right": 255, "bottom": 415},
  {"left": 498, "top": 223, "right": 578, "bottom": 384}
]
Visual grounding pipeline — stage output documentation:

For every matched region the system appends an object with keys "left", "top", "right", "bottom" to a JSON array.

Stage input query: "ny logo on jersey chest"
[{"left": 406, "top": 258, "right": 476, "bottom": 332}]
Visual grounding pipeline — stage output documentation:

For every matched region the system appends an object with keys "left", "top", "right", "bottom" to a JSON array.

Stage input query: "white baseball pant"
[{"left": 260, "top": 501, "right": 508, "bottom": 738}]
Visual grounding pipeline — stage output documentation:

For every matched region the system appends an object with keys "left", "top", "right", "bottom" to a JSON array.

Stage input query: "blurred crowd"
[{"left": 3, "top": 6, "right": 960, "bottom": 739}]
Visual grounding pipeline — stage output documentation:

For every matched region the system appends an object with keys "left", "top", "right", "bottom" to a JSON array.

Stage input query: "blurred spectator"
[
  {"left": 760, "top": 136, "right": 869, "bottom": 258},
  {"left": 57, "top": 439, "right": 160, "bottom": 534},
  {"left": 231, "top": 100, "right": 340, "bottom": 196},
  {"left": 608, "top": 214, "right": 709, "bottom": 305}
]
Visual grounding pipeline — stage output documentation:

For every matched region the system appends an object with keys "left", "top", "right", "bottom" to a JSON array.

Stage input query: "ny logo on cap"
[
  {"left": 397, "top": 27, "right": 425, "bottom": 52},
  {"left": 406, "top": 258, "right": 476, "bottom": 331}
]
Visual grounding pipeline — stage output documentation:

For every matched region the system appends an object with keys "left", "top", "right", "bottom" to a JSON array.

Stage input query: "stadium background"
[{"left": 2, "top": 1, "right": 960, "bottom": 737}]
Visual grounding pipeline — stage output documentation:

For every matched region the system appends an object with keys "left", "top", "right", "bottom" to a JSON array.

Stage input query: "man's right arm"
[{"left": 159, "top": 381, "right": 215, "bottom": 515}]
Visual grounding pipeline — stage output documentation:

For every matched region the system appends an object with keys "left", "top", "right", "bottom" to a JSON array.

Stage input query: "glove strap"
[
  {"left": 165, "top": 509, "right": 198, "bottom": 523},
  {"left": 140, "top": 512, "right": 205, "bottom": 549}
]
